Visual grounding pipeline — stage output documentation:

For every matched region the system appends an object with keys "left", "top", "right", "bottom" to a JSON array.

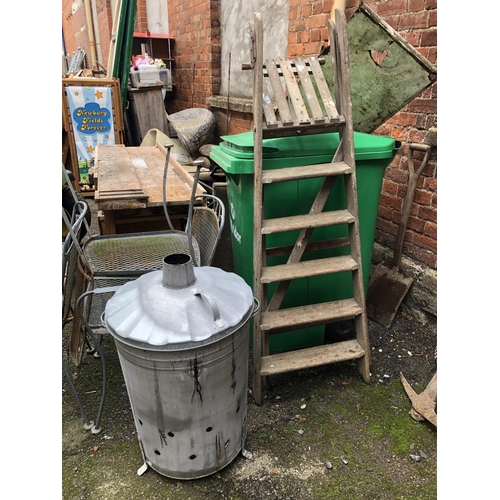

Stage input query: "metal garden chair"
[
  {"left": 189, "top": 193, "right": 225, "bottom": 267},
  {"left": 62, "top": 197, "right": 106, "bottom": 433},
  {"left": 62, "top": 158, "right": 225, "bottom": 433}
]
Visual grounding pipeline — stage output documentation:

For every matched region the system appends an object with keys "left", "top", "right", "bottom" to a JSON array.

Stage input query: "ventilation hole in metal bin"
[
  {"left": 206, "top": 426, "right": 213, "bottom": 432},
  {"left": 168, "top": 432, "right": 174, "bottom": 437},
  {"left": 138, "top": 419, "right": 143, "bottom": 425},
  {"left": 189, "top": 454, "right": 197, "bottom": 460},
  {"left": 154, "top": 450, "right": 161, "bottom": 455}
]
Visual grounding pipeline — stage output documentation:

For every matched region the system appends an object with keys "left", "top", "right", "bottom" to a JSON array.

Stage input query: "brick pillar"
[{"left": 167, "top": 0, "right": 220, "bottom": 114}]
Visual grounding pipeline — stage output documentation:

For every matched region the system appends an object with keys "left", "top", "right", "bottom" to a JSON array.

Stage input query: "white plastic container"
[
  {"left": 159, "top": 68, "right": 172, "bottom": 88},
  {"left": 138, "top": 64, "right": 161, "bottom": 85},
  {"left": 129, "top": 68, "right": 140, "bottom": 88}
]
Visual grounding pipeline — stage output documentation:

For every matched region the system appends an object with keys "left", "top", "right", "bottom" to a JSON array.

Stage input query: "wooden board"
[
  {"left": 94, "top": 144, "right": 146, "bottom": 201},
  {"left": 264, "top": 60, "right": 291, "bottom": 126},
  {"left": 308, "top": 57, "right": 339, "bottom": 120},
  {"left": 261, "top": 339, "right": 365, "bottom": 376},
  {"left": 94, "top": 144, "right": 204, "bottom": 208},
  {"left": 278, "top": 59, "right": 310, "bottom": 124},
  {"left": 129, "top": 87, "right": 170, "bottom": 141},
  {"left": 293, "top": 57, "right": 325, "bottom": 123},
  {"left": 127, "top": 145, "right": 204, "bottom": 206}
]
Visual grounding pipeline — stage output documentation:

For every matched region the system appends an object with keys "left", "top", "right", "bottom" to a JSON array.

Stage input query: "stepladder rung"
[
  {"left": 261, "top": 298, "right": 362, "bottom": 332},
  {"left": 262, "top": 122, "right": 345, "bottom": 139},
  {"left": 260, "top": 339, "right": 365, "bottom": 376},
  {"left": 262, "top": 209, "right": 355, "bottom": 235},
  {"left": 261, "top": 255, "right": 359, "bottom": 284},
  {"left": 262, "top": 161, "right": 352, "bottom": 183},
  {"left": 266, "top": 237, "right": 350, "bottom": 259}
]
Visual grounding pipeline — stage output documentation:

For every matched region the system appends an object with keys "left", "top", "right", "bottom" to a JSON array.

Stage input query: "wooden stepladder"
[{"left": 248, "top": 9, "right": 370, "bottom": 405}]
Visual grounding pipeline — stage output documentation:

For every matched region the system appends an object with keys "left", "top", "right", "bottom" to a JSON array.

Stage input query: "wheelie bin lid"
[{"left": 210, "top": 131, "right": 400, "bottom": 174}]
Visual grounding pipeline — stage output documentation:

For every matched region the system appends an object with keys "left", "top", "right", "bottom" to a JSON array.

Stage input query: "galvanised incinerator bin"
[{"left": 104, "top": 253, "right": 258, "bottom": 479}]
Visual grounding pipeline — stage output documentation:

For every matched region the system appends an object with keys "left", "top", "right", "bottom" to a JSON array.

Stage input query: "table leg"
[{"left": 99, "top": 210, "right": 116, "bottom": 235}]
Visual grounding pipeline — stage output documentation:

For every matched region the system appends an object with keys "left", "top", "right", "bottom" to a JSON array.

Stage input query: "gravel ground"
[
  {"left": 62, "top": 198, "right": 437, "bottom": 499},
  {"left": 62, "top": 309, "right": 437, "bottom": 500}
]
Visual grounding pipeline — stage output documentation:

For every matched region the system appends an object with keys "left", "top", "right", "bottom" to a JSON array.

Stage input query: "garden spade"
[{"left": 366, "top": 143, "right": 432, "bottom": 328}]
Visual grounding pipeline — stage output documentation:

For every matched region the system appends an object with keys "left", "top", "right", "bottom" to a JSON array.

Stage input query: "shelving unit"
[
  {"left": 131, "top": 31, "right": 175, "bottom": 98},
  {"left": 132, "top": 31, "right": 174, "bottom": 69}
]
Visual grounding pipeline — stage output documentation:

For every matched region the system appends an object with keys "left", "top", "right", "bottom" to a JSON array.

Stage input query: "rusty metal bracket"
[{"left": 400, "top": 371, "right": 437, "bottom": 427}]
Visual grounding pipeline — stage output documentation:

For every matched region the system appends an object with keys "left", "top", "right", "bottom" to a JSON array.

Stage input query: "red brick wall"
[
  {"left": 62, "top": 0, "right": 142, "bottom": 72},
  {"left": 62, "top": 0, "right": 437, "bottom": 269},
  {"left": 95, "top": 0, "right": 114, "bottom": 69},
  {"left": 135, "top": 0, "right": 148, "bottom": 32},
  {"left": 288, "top": 0, "right": 333, "bottom": 57},
  {"left": 274, "top": 0, "right": 437, "bottom": 268},
  {"left": 217, "top": 0, "right": 438, "bottom": 269},
  {"left": 167, "top": 0, "right": 221, "bottom": 114},
  {"left": 62, "top": 1, "right": 92, "bottom": 68},
  {"left": 62, "top": 0, "right": 114, "bottom": 70},
  {"left": 62, "top": 2, "right": 78, "bottom": 58},
  {"left": 361, "top": 0, "right": 437, "bottom": 269}
]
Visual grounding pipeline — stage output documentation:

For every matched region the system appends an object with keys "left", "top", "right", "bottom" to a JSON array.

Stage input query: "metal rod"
[
  {"left": 192, "top": 63, "right": 195, "bottom": 108},
  {"left": 62, "top": 361, "right": 93, "bottom": 428},
  {"left": 187, "top": 165, "right": 202, "bottom": 266},
  {"left": 226, "top": 52, "right": 231, "bottom": 134},
  {"left": 162, "top": 144, "right": 175, "bottom": 230},
  {"left": 76, "top": 290, "right": 110, "bottom": 434}
]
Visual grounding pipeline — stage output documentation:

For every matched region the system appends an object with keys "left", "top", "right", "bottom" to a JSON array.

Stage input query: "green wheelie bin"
[{"left": 210, "top": 131, "right": 400, "bottom": 352}]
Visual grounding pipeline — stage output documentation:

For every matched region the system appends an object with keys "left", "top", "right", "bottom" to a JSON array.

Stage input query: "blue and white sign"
[{"left": 66, "top": 85, "right": 116, "bottom": 183}]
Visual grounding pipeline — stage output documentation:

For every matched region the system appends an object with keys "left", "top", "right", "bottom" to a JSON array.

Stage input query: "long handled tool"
[{"left": 366, "top": 143, "right": 432, "bottom": 328}]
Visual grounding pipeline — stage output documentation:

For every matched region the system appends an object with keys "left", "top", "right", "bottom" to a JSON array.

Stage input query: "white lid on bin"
[{"left": 104, "top": 260, "right": 254, "bottom": 351}]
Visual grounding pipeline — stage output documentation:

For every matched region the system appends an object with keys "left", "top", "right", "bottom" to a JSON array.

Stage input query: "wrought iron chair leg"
[
  {"left": 76, "top": 291, "right": 108, "bottom": 435},
  {"left": 62, "top": 360, "right": 94, "bottom": 430},
  {"left": 85, "top": 337, "right": 96, "bottom": 355}
]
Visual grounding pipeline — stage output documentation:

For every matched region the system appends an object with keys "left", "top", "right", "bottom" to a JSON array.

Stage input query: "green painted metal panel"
[{"left": 322, "top": 3, "right": 437, "bottom": 133}]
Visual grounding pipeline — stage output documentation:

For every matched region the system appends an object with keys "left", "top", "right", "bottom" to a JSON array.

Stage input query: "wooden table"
[{"left": 94, "top": 143, "right": 205, "bottom": 235}]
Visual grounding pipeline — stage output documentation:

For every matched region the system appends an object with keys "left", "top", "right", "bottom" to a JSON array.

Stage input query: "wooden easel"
[{"left": 62, "top": 78, "right": 125, "bottom": 193}]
